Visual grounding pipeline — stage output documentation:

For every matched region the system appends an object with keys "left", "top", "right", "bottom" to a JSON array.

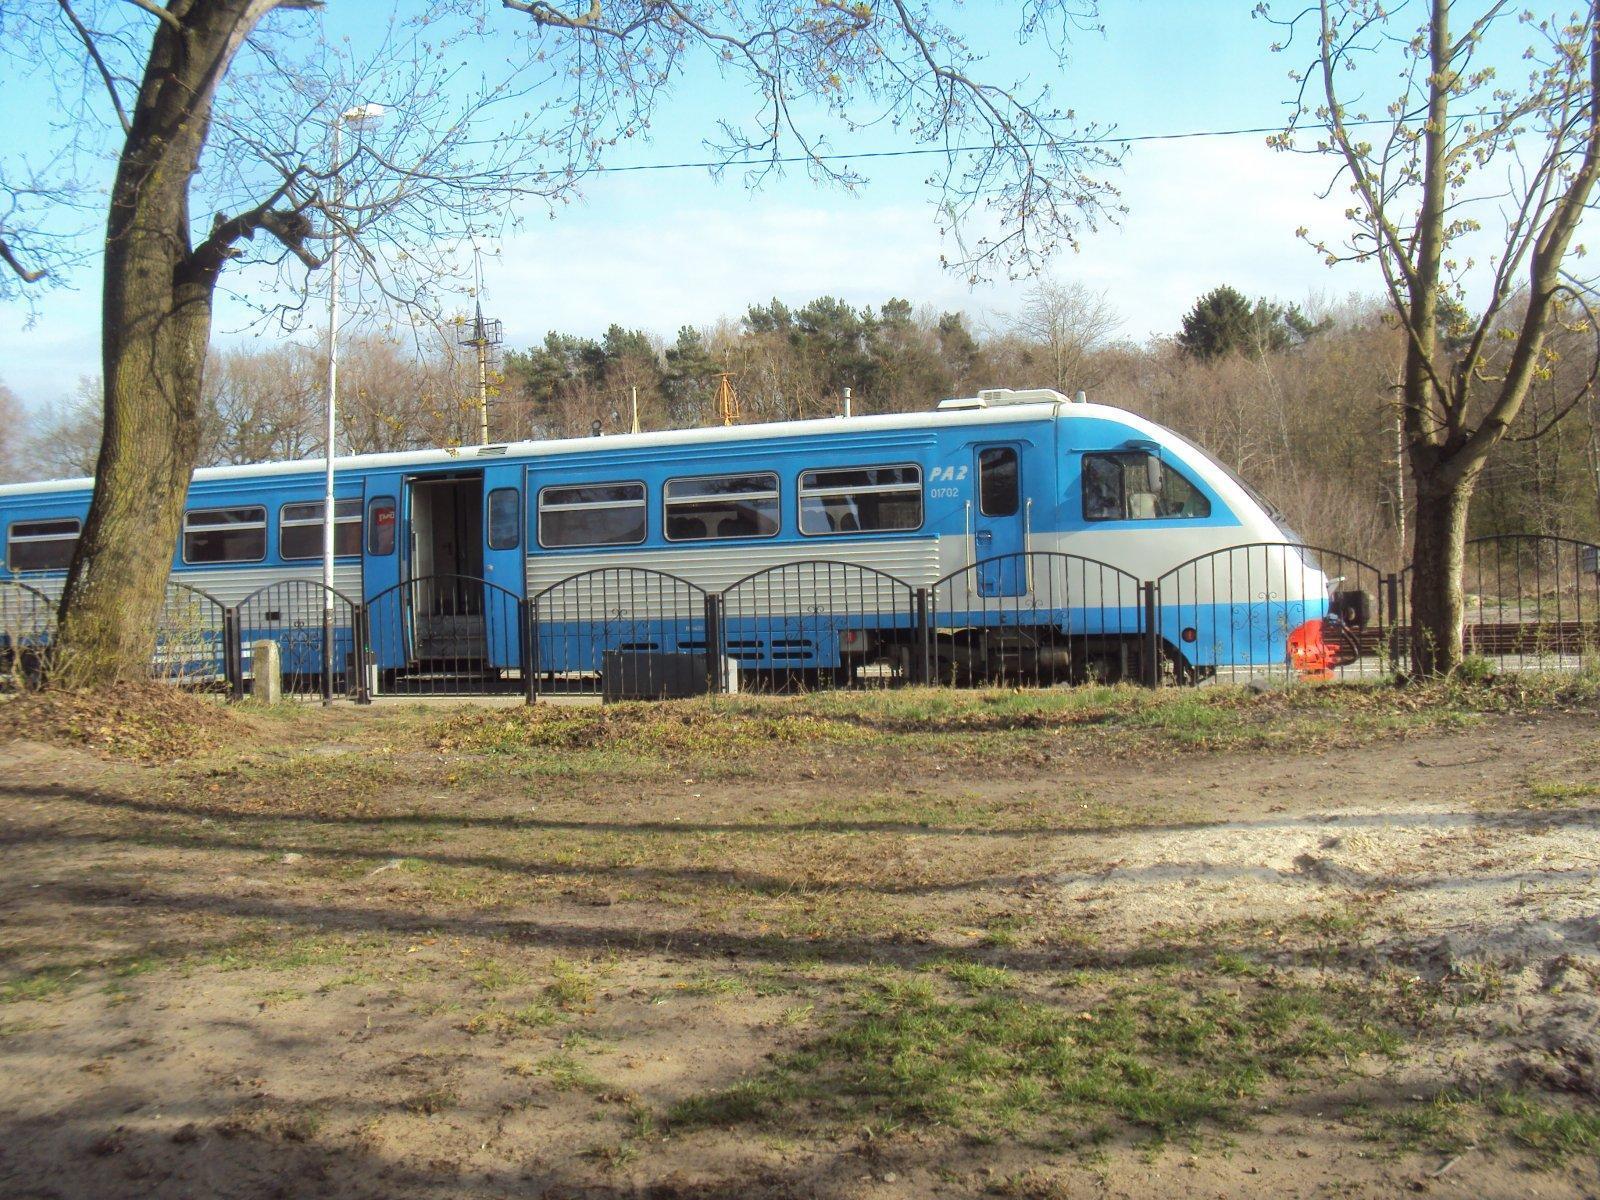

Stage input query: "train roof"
[{"left": 0, "top": 391, "right": 1153, "bottom": 497}]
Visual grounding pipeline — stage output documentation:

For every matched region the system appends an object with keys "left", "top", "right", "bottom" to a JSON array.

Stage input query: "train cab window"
[
  {"left": 978, "top": 447, "right": 1020, "bottom": 517},
  {"left": 665, "top": 473, "right": 779, "bottom": 541},
  {"left": 183, "top": 506, "right": 267, "bottom": 564},
  {"left": 367, "top": 497, "right": 396, "bottom": 555},
  {"left": 487, "top": 488, "right": 521, "bottom": 551},
  {"left": 279, "top": 499, "right": 362, "bottom": 560},
  {"left": 538, "top": 482, "right": 646, "bottom": 548},
  {"left": 7, "top": 518, "right": 80, "bottom": 572},
  {"left": 1082, "top": 452, "right": 1211, "bottom": 522},
  {"left": 798, "top": 465, "right": 922, "bottom": 536}
]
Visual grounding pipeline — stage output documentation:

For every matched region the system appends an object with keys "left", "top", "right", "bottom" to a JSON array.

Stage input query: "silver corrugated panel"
[
  {"left": 527, "top": 538, "right": 942, "bottom": 599},
  {"left": 175, "top": 564, "right": 364, "bottom": 608}
]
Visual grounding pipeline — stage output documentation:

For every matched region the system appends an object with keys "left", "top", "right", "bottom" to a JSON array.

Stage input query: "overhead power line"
[{"left": 578, "top": 118, "right": 1395, "bottom": 177}]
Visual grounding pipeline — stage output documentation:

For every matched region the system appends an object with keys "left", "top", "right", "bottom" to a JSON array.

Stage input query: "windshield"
[{"left": 1159, "top": 426, "right": 1302, "bottom": 543}]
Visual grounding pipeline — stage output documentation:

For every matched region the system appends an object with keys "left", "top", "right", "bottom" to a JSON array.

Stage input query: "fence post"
[
  {"left": 704, "top": 593, "right": 724, "bottom": 695},
  {"left": 321, "top": 600, "right": 334, "bottom": 707},
  {"left": 912, "top": 586, "right": 930, "bottom": 686},
  {"left": 522, "top": 598, "right": 538, "bottom": 705},
  {"left": 354, "top": 606, "right": 372, "bottom": 705},
  {"left": 1141, "top": 581, "right": 1160, "bottom": 688},
  {"left": 1382, "top": 572, "right": 1402, "bottom": 667},
  {"left": 223, "top": 607, "right": 244, "bottom": 702}
]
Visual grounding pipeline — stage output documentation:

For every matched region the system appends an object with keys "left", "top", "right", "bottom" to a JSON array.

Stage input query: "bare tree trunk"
[
  {"left": 54, "top": 1, "right": 283, "bottom": 686},
  {"left": 1408, "top": 473, "right": 1474, "bottom": 676}
]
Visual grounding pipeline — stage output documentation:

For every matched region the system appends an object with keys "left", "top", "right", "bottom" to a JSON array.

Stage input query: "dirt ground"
[{"left": 0, "top": 685, "right": 1597, "bottom": 1199}]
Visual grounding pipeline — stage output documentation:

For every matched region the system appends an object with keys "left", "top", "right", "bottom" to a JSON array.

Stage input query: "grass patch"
[
  {"left": 675, "top": 972, "right": 748, "bottom": 998},
  {"left": 1526, "top": 779, "right": 1600, "bottom": 805},
  {"left": 425, "top": 679, "right": 1592, "bottom": 779},
  {"left": 1369, "top": 1090, "right": 1475, "bottom": 1154},
  {"left": 535, "top": 1052, "right": 605, "bottom": 1093},
  {"left": 0, "top": 966, "right": 82, "bottom": 1004},
  {"left": 1493, "top": 1091, "right": 1600, "bottom": 1163},
  {"left": 668, "top": 971, "right": 1401, "bottom": 1141},
  {"left": 544, "top": 958, "right": 598, "bottom": 1010},
  {"left": 462, "top": 1002, "right": 559, "bottom": 1036},
  {"left": 401, "top": 1088, "right": 458, "bottom": 1116},
  {"left": 935, "top": 960, "right": 1017, "bottom": 994}
]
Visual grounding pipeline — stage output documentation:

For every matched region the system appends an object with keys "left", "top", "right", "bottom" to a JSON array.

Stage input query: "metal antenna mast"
[
  {"left": 714, "top": 371, "right": 740, "bottom": 426},
  {"left": 458, "top": 252, "right": 502, "bottom": 444}
]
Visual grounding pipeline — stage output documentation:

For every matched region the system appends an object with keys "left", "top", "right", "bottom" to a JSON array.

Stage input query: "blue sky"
[{"left": 0, "top": 1, "right": 1381, "bottom": 411}]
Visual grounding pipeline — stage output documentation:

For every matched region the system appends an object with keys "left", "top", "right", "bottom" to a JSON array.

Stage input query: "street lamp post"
[{"left": 323, "top": 103, "right": 385, "bottom": 705}]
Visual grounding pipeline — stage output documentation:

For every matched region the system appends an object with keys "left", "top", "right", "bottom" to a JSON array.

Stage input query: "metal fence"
[
  {"left": 931, "top": 552, "right": 1147, "bottom": 686},
  {"left": 366, "top": 575, "right": 527, "bottom": 698},
  {"left": 0, "top": 579, "right": 55, "bottom": 687},
  {"left": 722, "top": 560, "right": 915, "bottom": 691},
  {"left": 234, "top": 580, "right": 359, "bottom": 702},
  {"left": 1156, "top": 543, "right": 1393, "bottom": 685},
  {"left": 1399, "top": 535, "right": 1600, "bottom": 673},
  {"left": 530, "top": 567, "right": 710, "bottom": 699},
  {"left": 2, "top": 532, "right": 1594, "bottom": 700},
  {"left": 153, "top": 581, "right": 230, "bottom": 688}
]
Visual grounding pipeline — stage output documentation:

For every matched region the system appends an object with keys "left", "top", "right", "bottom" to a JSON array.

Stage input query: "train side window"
[
  {"left": 367, "top": 497, "right": 396, "bottom": 555},
  {"left": 978, "top": 447, "right": 1020, "bottom": 517},
  {"left": 280, "top": 499, "right": 362, "bottom": 560},
  {"left": 798, "top": 465, "right": 922, "bottom": 536},
  {"left": 538, "top": 482, "right": 646, "bottom": 548},
  {"left": 1082, "top": 452, "right": 1211, "bottom": 521},
  {"left": 664, "top": 473, "right": 779, "bottom": 542},
  {"left": 487, "top": 488, "right": 521, "bottom": 550},
  {"left": 7, "top": 518, "right": 80, "bottom": 572},
  {"left": 183, "top": 506, "right": 267, "bottom": 564}
]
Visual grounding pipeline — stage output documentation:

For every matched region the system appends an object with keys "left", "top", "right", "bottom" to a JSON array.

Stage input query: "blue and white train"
[{"left": 0, "top": 388, "right": 1336, "bottom": 685}]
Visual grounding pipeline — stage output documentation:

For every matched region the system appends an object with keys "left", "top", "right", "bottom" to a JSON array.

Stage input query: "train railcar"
[{"left": 0, "top": 388, "right": 1331, "bottom": 687}]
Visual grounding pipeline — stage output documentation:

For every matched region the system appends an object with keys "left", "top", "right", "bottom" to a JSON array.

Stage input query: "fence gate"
[
  {"left": 719, "top": 560, "right": 917, "bottom": 691},
  {"left": 530, "top": 568, "right": 708, "bottom": 699},
  {"left": 234, "top": 580, "right": 359, "bottom": 701},
  {"left": 931, "top": 552, "right": 1146, "bottom": 685},
  {"left": 363, "top": 575, "right": 526, "bottom": 697},
  {"left": 153, "top": 581, "right": 229, "bottom": 689}
]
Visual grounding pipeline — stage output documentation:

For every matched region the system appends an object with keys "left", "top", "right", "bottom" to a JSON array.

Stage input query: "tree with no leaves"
[
  {"left": 1011, "top": 276, "right": 1122, "bottom": 391},
  {"left": 1269, "top": 0, "right": 1600, "bottom": 674},
  {"left": 3, "top": 0, "right": 1121, "bottom": 687}
]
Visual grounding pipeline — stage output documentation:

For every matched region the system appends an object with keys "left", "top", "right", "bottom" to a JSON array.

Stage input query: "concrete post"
[{"left": 250, "top": 639, "right": 282, "bottom": 705}]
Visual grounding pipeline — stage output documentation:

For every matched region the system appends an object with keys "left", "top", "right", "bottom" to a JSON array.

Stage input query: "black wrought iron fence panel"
[
  {"left": 364, "top": 575, "right": 527, "bottom": 697},
  {"left": 0, "top": 579, "right": 56, "bottom": 687},
  {"left": 719, "top": 560, "right": 917, "bottom": 692},
  {"left": 152, "top": 581, "right": 228, "bottom": 688},
  {"left": 1397, "top": 535, "right": 1600, "bottom": 672},
  {"left": 234, "top": 580, "right": 359, "bottom": 702},
  {"left": 1156, "top": 543, "right": 1390, "bottom": 685},
  {"left": 531, "top": 568, "right": 708, "bottom": 699},
  {"left": 930, "top": 552, "right": 1146, "bottom": 686}
]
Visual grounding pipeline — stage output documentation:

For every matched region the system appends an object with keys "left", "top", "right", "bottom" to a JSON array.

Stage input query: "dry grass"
[{"left": 0, "top": 684, "right": 238, "bottom": 761}]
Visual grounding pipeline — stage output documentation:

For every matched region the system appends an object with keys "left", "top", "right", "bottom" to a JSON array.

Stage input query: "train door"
[
  {"left": 480, "top": 461, "right": 527, "bottom": 669},
  {"left": 406, "top": 472, "right": 485, "bottom": 662},
  {"left": 973, "top": 443, "right": 1027, "bottom": 596}
]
